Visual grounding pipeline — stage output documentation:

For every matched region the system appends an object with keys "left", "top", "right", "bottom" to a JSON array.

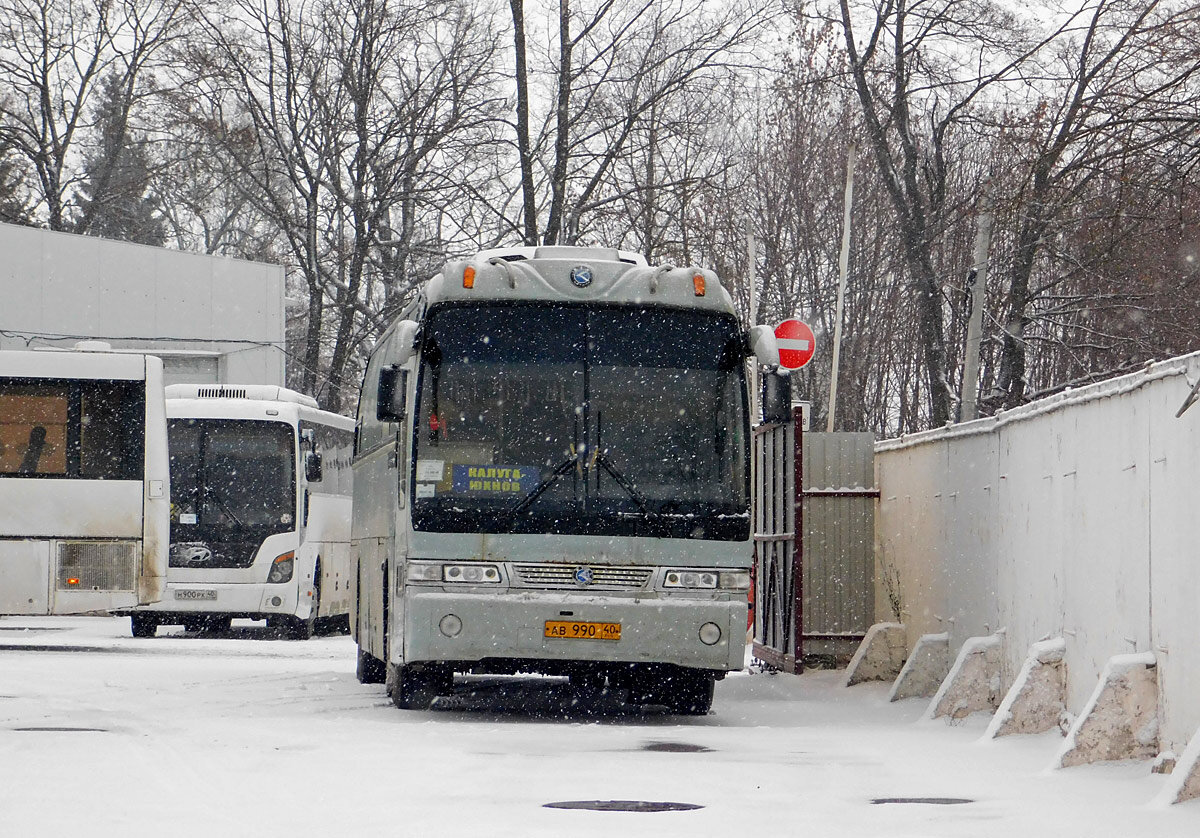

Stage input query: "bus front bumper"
[
  {"left": 131, "top": 582, "right": 301, "bottom": 618},
  {"left": 401, "top": 591, "right": 747, "bottom": 673}
]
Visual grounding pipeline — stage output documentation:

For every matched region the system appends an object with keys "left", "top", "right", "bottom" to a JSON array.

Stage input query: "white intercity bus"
[
  {"left": 125, "top": 385, "right": 354, "bottom": 639},
  {"left": 0, "top": 348, "right": 169, "bottom": 615},
  {"left": 352, "top": 246, "right": 779, "bottom": 712}
]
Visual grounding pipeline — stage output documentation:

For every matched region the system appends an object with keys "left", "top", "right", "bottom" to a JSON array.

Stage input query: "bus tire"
[
  {"left": 663, "top": 670, "right": 715, "bottom": 716},
  {"left": 286, "top": 577, "right": 320, "bottom": 640},
  {"left": 285, "top": 613, "right": 315, "bottom": 640},
  {"left": 390, "top": 664, "right": 447, "bottom": 710},
  {"left": 356, "top": 647, "right": 387, "bottom": 684},
  {"left": 130, "top": 614, "right": 158, "bottom": 638}
]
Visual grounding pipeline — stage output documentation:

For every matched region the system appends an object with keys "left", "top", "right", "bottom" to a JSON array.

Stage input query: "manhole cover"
[
  {"left": 13, "top": 726, "right": 108, "bottom": 733},
  {"left": 642, "top": 742, "right": 712, "bottom": 753},
  {"left": 871, "top": 798, "right": 973, "bottom": 805},
  {"left": 544, "top": 800, "right": 703, "bottom": 812}
]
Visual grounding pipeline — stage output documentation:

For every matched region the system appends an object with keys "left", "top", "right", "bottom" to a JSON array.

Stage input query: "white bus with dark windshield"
[
  {"left": 352, "top": 246, "right": 780, "bottom": 713},
  {"left": 0, "top": 348, "right": 169, "bottom": 615},
  {"left": 124, "top": 385, "right": 354, "bottom": 639}
]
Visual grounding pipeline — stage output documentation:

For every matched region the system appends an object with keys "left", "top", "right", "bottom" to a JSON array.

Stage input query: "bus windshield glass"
[
  {"left": 412, "top": 304, "right": 749, "bottom": 540},
  {"left": 168, "top": 419, "right": 295, "bottom": 566}
]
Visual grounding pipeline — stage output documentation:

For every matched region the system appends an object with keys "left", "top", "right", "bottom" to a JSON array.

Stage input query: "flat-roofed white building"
[{"left": 0, "top": 222, "right": 285, "bottom": 386}]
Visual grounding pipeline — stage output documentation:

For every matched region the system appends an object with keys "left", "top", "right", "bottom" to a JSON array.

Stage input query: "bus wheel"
[
  {"left": 390, "top": 664, "right": 448, "bottom": 710},
  {"left": 356, "top": 648, "right": 387, "bottom": 684},
  {"left": 130, "top": 614, "right": 158, "bottom": 638},
  {"left": 285, "top": 583, "right": 320, "bottom": 640},
  {"left": 662, "top": 670, "right": 715, "bottom": 716},
  {"left": 285, "top": 613, "right": 315, "bottom": 640}
]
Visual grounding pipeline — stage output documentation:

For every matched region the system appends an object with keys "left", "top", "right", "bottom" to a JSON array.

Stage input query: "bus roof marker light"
[
  {"left": 693, "top": 274, "right": 706, "bottom": 296},
  {"left": 463, "top": 266, "right": 476, "bottom": 289}
]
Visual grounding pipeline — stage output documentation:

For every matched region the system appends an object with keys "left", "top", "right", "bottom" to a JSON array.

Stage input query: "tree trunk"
[
  {"left": 509, "top": 0, "right": 538, "bottom": 245},
  {"left": 543, "top": 0, "right": 573, "bottom": 246}
]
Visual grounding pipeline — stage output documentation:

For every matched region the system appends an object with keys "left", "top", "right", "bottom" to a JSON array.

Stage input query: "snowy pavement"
[{"left": 1, "top": 617, "right": 1196, "bottom": 837}]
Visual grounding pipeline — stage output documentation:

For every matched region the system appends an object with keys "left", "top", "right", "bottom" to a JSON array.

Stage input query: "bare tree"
[
  {"left": 988, "top": 0, "right": 1200, "bottom": 408},
  {"left": 506, "top": 0, "right": 772, "bottom": 247},
  {"left": 179, "top": 0, "right": 504, "bottom": 409},
  {"left": 0, "top": 0, "right": 186, "bottom": 230}
]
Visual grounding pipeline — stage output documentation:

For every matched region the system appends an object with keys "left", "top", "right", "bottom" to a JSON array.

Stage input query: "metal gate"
[
  {"left": 801, "top": 432, "right": 878, "bottom": 659},
  {"left": 752, "top": 407, "right": 876, "bottom": 672},
  {"left": 751, "top": 405, "right": 802, "bottom": 672}
]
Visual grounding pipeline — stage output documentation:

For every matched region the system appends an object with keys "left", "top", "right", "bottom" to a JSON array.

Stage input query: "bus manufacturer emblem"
[
  {"left": 569, "top": 265, "right": 593, "bottom": 288},
  {"left": 173, "top": 543, "right": 213, "bottom": 565},
  {"left": 573, "top": 566, "right": 595, "bottom": 586}
]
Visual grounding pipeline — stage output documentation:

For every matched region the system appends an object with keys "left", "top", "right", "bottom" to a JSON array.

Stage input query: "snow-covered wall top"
[
  {"left": 0, "top": 222, "right": 285, "bottom": 386},
  {"left": 874, "top": 350, "right": 1200, "bottom": 750}
]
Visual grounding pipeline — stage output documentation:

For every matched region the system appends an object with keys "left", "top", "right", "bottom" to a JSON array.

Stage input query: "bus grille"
[
  {"left": 512, "top": 563, "right": 652, "bottom": 589},
  {"left": 56, "top": 541, "right": 137, "bottom": 591}
]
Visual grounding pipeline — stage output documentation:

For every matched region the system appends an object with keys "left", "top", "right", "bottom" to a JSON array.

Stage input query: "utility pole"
[
  {"left": 748, "top": 229, "right": 759, "bottom": 424},
  {"left": 827, "top": 143, "right": 855, "bottom": 433},
  {"left": 960, "top": 192, "right": 994, "bottom": 422}
]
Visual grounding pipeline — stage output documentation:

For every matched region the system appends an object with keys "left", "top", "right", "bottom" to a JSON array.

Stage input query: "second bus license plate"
[
  {"left": 175, "top": 589, "right": 217, "bottom": 601},
  {"left": 544, "top": 620, "right": 621, "bottom": 641}
]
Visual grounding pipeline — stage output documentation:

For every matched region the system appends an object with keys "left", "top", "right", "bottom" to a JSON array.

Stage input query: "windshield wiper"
[
  {"left": 508, "top": 453, "right": 579, "bottom": 518},
  {"left": 202, "top": 483, "right": 244, "bottom": 527},
  {"left": 594, "top": 449, "right": 652, "bottom": 515}
]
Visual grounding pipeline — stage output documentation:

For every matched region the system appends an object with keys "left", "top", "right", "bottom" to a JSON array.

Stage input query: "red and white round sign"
[{"left": 774, "top": 319, "right": 816, "bottom": 370}]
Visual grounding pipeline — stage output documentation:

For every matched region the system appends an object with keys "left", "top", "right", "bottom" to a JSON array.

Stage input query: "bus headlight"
[
  {"left": 663, "top": 569, "right": 718, "bottom": 589},
  {"left": 718, "top": 571, "right": 751, "bottom": 591},
  {"left": 443, "top": 564, "right": 500, "bottom": 583},
  {"left": 406, "top": 562, "right": 444, "bottom": 582},
  {"left": 405, "top": 562, "right": 502, "bottom": 584},
  {"left": 267, "top": 551, "right": 294, "bottom": 583}
]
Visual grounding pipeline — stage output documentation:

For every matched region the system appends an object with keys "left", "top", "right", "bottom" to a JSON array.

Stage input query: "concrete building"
[{"left": 0, "top": 222, "right": 285, "bottom": 386}]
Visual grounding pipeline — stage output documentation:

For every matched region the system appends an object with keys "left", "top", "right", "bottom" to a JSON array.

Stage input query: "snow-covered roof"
[{"left": 422, "top": 246, "right": 738, "bottom": 316}]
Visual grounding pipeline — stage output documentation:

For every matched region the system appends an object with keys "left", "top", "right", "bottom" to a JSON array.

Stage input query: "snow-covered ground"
[{"left": 1, "top": 616, "right": 1196, "bottom": 837}]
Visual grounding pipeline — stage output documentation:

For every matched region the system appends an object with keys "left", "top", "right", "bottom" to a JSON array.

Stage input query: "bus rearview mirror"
[
  {"left": 376, "top": 365, "right": 408, "bottom": 423},
  {"left": 392, "top": 320, "right": 420, "bottom": 365},
  {"left": 748, "top": 325, "right": 780, "bottom": 367},
  {"left": 304, "top": 451, "right": 323, "bottom": 483},
  {"left": 761, "top": 370, "right": 792, "bottom": 425}
]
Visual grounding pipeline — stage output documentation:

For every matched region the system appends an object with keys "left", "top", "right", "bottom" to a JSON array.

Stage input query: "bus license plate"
[
  {"left": 175, "top": 589, "right": 217, "bottom": 601},
  {"left": 544, "top": 620, "right": 621, "bottom": 641}
]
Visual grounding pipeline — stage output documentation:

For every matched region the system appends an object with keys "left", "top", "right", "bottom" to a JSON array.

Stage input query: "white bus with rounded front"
[{"left": 125, "top": 385, "right": 354, "bottom": 639}]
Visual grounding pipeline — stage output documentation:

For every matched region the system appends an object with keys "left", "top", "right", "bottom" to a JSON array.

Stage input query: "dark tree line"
[{"left": 1, "top": 0, "right": 1198, "bottom": 433}]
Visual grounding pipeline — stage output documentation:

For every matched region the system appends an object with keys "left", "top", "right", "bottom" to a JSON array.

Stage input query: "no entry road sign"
[{"left": 774, "top": 319, "right": 815, "bottom": 370}]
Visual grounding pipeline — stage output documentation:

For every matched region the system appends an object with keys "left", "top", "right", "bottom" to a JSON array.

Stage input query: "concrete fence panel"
[{"left": 876, "top": 352, "right": 1200, "bottom": 751}]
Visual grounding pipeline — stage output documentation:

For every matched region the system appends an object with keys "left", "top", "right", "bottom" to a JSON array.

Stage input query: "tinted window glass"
[
  {"left": 0, "top": 378, "right": 144, "bottom": 480},
  {"left": 169, "top": 419, "right": 296, "bottom": 537},
  {"left": 411, "top": 304, "right": 748, "bottom": 540}
]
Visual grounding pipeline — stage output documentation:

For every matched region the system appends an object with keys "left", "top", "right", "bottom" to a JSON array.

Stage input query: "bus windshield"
[
  {"left": 412, "top": 304, "right": 749, "bottom": 540},
  {"left": 168, "top": 419, "right": 295, "bottom": 566}
]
